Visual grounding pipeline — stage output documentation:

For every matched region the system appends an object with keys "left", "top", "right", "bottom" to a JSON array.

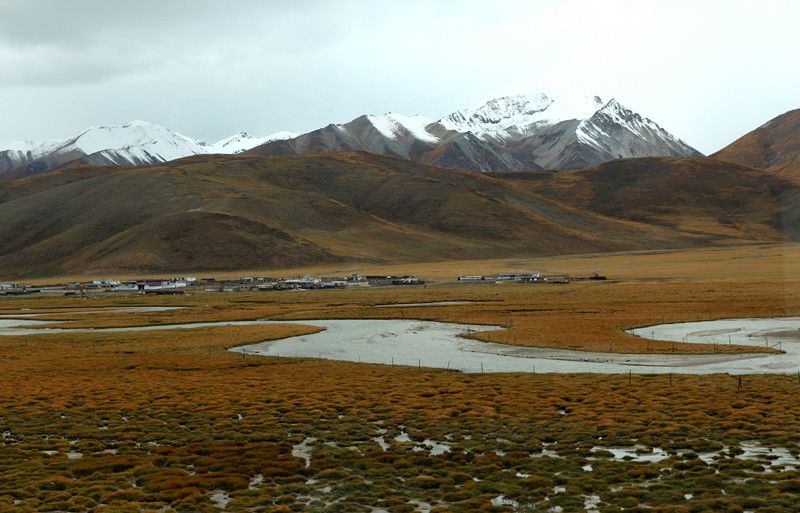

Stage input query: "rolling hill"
[
  {"left": 713, "top": 108, "right": 800, "bottom": 173},
  {"left": 503, "top": 156, "right": 798, "bottom": 241},
  {"left": 0, "top": 152, "right": 730, "bottom": 278}
]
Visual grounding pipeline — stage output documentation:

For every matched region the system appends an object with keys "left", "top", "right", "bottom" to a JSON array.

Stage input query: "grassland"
[
  {"left": 27, "top": 242, "right": 799, "bottom": 285},
  {"left": 2, "top": 246, "right": 800, "bottom": 512}
]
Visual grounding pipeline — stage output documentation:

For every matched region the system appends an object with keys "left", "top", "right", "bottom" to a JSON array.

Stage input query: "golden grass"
[
  {"left": 2, "top": 246, "right": 800, "bottom": 512},
  {"left": 22, "top": 242, "right": 800, "bottom": 284},
  {"left": 1, "top": 321, "right": 800, "bottom": 512},
  {"left": 10, "top": 262, "right": 799, "bottom": 355}
]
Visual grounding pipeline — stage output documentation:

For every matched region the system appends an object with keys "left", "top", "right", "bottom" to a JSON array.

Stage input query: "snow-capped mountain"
[
  {"left": 563, "top": 98, "right": 700, "bottom": 168},
  {"left": 0, "top": 120, "right": 209, "bottom": 175},
  {"left": 0, "top": 121, "right": 294, "bottom": 176},
  {"left": 252, "top": 93, "right": 701, "bottom": 171},
  {"left": 489, "top": 95, "right": 703, "bottom": 170},
  {"left": 0, "top": 92, "right": 702, "bottom": 177}
]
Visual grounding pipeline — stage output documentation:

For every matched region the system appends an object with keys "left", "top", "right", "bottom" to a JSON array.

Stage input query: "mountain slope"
[
  {"left": 504, "top": 157, "right": 797, "bottom": 241},
  {"left": 0, "top": 152, "right": 712, "bottom": 278},
  {"left": 249, "top": 114, "right": 441, "bottom": 160},
  {"left": 713, "top": 108, "right": 800, "bottom": 172}
]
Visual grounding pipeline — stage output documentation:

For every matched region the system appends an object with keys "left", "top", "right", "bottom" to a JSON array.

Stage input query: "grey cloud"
[
  {"left": 0, "top": 0, "right": 798, "bottom": 154},
  {"left": 0, "top": 0, "right": 346, "bottom": 87}
]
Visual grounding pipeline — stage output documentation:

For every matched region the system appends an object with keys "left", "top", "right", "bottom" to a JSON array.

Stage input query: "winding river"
[{"left": 0, "top": 308, "right": 797, "bottom": 374}]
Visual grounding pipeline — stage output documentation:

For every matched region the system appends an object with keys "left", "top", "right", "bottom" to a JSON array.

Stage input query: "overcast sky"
[{"left": 0, "top": 0, "right": 798, "bottom": 154}]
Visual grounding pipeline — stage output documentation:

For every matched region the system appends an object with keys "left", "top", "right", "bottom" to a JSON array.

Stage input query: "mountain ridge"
[
  {"left": 0, "top": 120, "right": 295, "bottom": 178},
  {"left": 251, "top": 93, "right": 701, "bottom": 172},
  {"left": 1, "top": 92, "right": 701, "bottom": 177}
]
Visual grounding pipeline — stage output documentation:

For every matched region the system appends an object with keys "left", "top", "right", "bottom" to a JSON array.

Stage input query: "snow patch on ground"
[
  {"left": 292, "top": 437, "right": 316, "bottom": 468},
  {"left": 210, "top": 490, "right": 230, "bottom": 509}
]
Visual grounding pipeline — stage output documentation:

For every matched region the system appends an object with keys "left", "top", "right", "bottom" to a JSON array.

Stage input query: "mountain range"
[
  {"left": 0, "top": 92, "right": 700, "bottom": 177},
  {"left": 252, "top": 93, "right": 700, "bottom": 171},
  {"left": 0, "top": 121, "right": 296, "bottom": 178},
  {"left": 0, "top": 99, "right": 797, "bottom": 278}
]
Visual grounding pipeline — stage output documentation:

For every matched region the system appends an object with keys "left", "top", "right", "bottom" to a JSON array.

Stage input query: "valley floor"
[{"left": 2, "top": 245, "right": 800, "bottom": 512}]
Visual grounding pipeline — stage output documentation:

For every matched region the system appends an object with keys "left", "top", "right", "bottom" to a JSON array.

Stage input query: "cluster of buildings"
[
  {"left": 0, "top": 274, "right": 424, "bottom": 297},
  {"left": 113, "top": 277, "right": 197, "bottom": 293},
  {"left": 1, "top": 270, "right": 606, "bottom": 298},
  {"left": 229, "top": 274, "right": 421, "bottom": 292},
  {"left": 0, "top": 283, "right": 40, "bottom": 296},
  {"left": 458, "top": 272, "right": 570, "bottom": 284}
]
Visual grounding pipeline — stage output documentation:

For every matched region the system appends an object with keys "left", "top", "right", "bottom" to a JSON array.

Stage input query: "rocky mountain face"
[
  {"left": 499, "top": 98, "right": 703, "bottom": 170},
  {"left": 251, "top": 93, "right": 702, "bottom": 171}
]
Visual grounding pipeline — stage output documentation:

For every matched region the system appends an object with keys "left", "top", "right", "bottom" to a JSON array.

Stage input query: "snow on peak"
[
  {"left": 68, "top": 121, "right": 207, "bottom": 162},
  {"left": 209, "top": 130, "right": 297, "bottom": 154},
  {"left": 124, "top": 120, "right": 156, "bottom": 128},
  {"left": 584, "top": 98, "right": 680, "bottom": 143},
  {"left": 0, "top": 121, "right": 301, "bottom": 167},
  {"left": 0, "top": 121, "right": 208, "bottom": 164},
  {"left": 438, "top": 92, "right": 607, "bottom": 139},
  {"left": 366, "top": 113, "right": 438, "bottom": 143},
  {"left": 2, "top": 139, "right": 48, "bottom": 153}
]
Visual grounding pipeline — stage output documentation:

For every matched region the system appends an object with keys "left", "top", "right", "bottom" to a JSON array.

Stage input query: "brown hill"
[
  {"left": 713, "top": 108, "right": 800, "bottom": 172},
  {"left": 503, "top": 157, "right": 798, "bottom": 241},
  {"left": 0, "top": 152, "right": 705, "bottom": 278}
]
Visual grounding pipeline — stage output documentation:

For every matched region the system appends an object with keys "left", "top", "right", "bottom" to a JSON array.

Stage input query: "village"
[
  {"left": 457, "top": 271, "right": 609, "bottom": 283},
  {"left": 0, "top": 270, "right": 606, "bottom": 297},
  {"left": 458, "top": 271, "right": 569, "bottom": 283},
  {"left": 0, "top": 274, "right": 424, "bottom": 296}
]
